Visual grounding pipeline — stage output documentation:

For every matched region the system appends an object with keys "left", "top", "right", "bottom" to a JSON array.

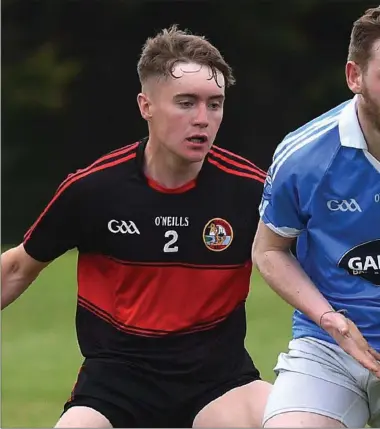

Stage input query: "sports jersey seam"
[
  {"left": 289, "top": 134, "right": 334, "bottom": 284},
  {"left": 301, "top": 137, "right": 341, "bottom": 267},
  {"left": 307, "top": 140, "right": 341, "bottom": 213},
  {"left": 23, "top": 152, "right": 137, "bottom": 243}
]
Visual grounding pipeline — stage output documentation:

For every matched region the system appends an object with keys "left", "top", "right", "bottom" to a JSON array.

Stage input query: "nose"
[{"left": 193, "top": 104, "right": 209, "bottom": 128}]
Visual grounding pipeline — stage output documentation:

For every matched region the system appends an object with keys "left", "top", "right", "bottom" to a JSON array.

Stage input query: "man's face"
[
  {"left": 139, "top": 62, "right": 225, "bottom": 163},
  {"left": 360, "top": 39, "right": 380, "bottom": 132},
  {"left": 347, "top": 38, "right": 380, "bottom": 132}
]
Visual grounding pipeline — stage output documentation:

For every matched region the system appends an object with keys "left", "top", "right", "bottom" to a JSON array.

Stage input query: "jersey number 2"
[{"left": 164, "top": 230, "right": 179, "bottom": 253}]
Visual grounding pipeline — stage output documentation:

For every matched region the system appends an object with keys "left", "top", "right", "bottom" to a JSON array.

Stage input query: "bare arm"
[
  {"left": 252, "top": 220, "right": 334, "bottom": 326},
  {"left": 252, "top": 220, "right": 380, "bottom": 376},
  {"left": 1, "top": 244, "right": 49, "bottom": 310}
]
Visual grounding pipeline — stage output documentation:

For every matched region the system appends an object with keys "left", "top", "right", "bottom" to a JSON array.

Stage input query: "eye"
[
  {"left": 209, "top": 102, "right": 222, "bottom": 110},
  {"left": 178, "top": 101, "right": 194, "bottom": 108}
]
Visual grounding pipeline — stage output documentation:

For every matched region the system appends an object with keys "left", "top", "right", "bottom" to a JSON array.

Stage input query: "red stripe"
[
  {"left": 209, "top": 149, "right": 267, "bottom": 178},
  {"left": 69, "top": 364, "right": 84, "bottom": 401},
  {"left": 146, "top": 176, "right": 196, "bottom": 194},
  {"left": 109, "top": 256, "right": 245, "bottom": 269},
  {"left": 213, "top": 145, "right": 267, "bottom": 176},
  {"left": 78, "top": 298, "right": 161, "bottom": 336},
  {"left": 208, "top": 157, "right": 266, "bottom": 183},
  {"left": 24, "top": 152, "right": 137, "bottom": 243},
  {"left": 78, "top": 297, "right": 229, "bottom": 337},
  {"left": 210, "top": 148, "right": 267, "bottom": 178},
  {"left": 57, "top": 142, "right": 139, "bottom": 192},
  {"left": 78, "top": 253, "right": 252, "bottom": 333},
  {"left": 78, "top": 295, "right": 170, "bottom": 335}
]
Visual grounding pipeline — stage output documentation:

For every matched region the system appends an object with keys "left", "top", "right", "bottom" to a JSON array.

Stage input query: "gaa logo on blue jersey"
[{"left": 338, "top": 239, "right": 380, "bottom": 285}]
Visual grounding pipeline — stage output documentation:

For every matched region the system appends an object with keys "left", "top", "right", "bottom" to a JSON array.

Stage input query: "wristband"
[{"left": 319, "top": 309, "right": 347, "bottom": 327}]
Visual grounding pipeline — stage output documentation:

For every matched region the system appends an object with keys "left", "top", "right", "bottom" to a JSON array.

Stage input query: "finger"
[
  {"left": 329, "top": 315, "right": 350, "bottom": 336},
  {"left": 371, "top": 363, "right": 380, "bottom": 380},
  {"left": 363, "top": 351, "right": 380, "bottom": 377},
  {"left": 368, "top": 347, "right": 380, "bottom": 362},
  {"left": 337, "top": 320, "right": 350, "bottom": 337},
  {"left": 350, "top": 349, "right": 380, "bottom": 375}
]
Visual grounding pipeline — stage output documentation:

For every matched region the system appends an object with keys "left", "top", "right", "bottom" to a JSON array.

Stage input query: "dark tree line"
[{"left": 2, "top": 0, "right": 376, "bottom": 242}]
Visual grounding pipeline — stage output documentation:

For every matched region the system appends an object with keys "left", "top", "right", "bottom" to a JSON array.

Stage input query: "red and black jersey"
[{"left": 23, "top": 138, "right": 266, "bottom": 377}]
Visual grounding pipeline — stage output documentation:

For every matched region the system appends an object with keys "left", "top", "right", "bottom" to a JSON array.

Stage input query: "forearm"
[
  {"left": 254, "top": 249, "right": 334, "bottom": 326},
  {"left": 1, "top": 248, "right": 39, "bottom": 310},
  {"left": 1, "top": 277, "right": 32, "bottom": 310}
]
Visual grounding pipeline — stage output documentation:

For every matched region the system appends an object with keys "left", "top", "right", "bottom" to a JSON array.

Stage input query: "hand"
[{"left": 320, "top": 311, "right": 380, "bottom": 378}]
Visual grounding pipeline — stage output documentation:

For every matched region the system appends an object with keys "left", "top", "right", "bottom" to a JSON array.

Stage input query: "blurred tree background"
[{"left": 2, "top": 0, "right": 376, "bottom": 243}]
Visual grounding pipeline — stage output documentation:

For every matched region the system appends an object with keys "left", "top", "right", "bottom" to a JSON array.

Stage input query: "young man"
[
  {"left": 2, "top": 26, "right": 271, "bottom": 428},
  {"left": 253, "top": 7, "right": 380, "bottom": 429}
]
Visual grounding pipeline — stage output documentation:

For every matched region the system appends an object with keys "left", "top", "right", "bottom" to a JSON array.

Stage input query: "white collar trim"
[{"left": 338, "top": 95, "right": 368, "bottom": 150}]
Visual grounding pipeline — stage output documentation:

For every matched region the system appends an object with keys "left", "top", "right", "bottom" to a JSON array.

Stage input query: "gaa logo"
[
  {"left": 203, "top": 218, "right": 233, "bottom": 252},
  {"left": 108, "top": 220, "right": 140, "bottom": 235},
  {"left": 327, "top": 199, "right": 362, "bottom": 212}
]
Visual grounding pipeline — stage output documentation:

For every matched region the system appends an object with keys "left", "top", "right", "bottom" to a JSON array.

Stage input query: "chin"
[{"left": 181, "top": 146, "right": 210, "bottom": 163}]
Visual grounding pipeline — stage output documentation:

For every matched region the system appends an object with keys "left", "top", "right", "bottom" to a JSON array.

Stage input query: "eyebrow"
[{"left": 174, "top": 93, "right": 225, "bottom": 101}]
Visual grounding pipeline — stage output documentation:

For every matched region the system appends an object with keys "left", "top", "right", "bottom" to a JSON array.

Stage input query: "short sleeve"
[
  {"left": 259, "top": 155, "right": 307, "bottom": 238},
  {"left": 23, "top": 176, "right": 81, "bottom": 262}
]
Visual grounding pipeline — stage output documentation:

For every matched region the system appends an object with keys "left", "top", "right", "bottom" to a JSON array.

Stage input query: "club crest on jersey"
[{"left": 203, "top": 218, "right": 233, "bottom": 252}]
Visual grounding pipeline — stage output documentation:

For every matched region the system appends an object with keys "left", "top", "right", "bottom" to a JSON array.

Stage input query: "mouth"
[{"left": 186, "top": 134, "right": 208, "bottom": 144}]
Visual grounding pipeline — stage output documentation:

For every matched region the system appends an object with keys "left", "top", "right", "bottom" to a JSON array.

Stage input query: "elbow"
[
  {"left": 1, "top": 247, "right": 39, "bottom": 286},
  {"left": 251, "top": 243, "right": 265, "bottom": 272},
  {"left": 252, "top": 243, "right": 280, "bottom": 275},
  {"left": 251, "top": 247, "right": 259, "bottom": 268}
]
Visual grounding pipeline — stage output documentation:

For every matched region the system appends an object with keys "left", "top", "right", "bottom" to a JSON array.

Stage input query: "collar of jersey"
[
  {"left": 338, "top": 95, "right": 368, "bottom": 150},
  {"left": 135, "top": 137, "right": 204, "bottom": 193}
]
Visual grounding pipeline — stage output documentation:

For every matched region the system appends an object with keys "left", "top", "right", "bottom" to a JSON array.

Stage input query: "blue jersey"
[{"left": 260, "top": 96, "right": 380, "bottom": 351}]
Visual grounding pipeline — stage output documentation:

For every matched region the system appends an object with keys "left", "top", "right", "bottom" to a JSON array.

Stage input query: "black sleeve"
[{"left": 23, "top": 175, "right": 82, "bottom": 262}]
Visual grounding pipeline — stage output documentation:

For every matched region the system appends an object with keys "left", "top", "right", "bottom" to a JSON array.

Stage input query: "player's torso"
[
  {"left": 76, "top": 153, "right": 261, "bottom": 335},
  {"left": 309, "top": 148, "right": 380, "bottom": 288},
  {"left": 296, "top": 147, "right": 380, "bottom": 348},
  {"left": 81, "top": 169, "right": 255, "bottom": 264}
]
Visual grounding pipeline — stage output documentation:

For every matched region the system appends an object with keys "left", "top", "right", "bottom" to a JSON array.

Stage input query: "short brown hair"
[
  {"left": 137, "top": 25, "right": 235, "bottom": 88},
  {"left": 348, "top": 6, "right": 380, "bottom": 67}
]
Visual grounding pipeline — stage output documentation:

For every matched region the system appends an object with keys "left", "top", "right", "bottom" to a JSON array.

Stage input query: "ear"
[
  {"left": 346, "top": 61, "right": 363, "bottom": 94},
  {"left": 137, "top": 92, "right": 152, "bottom": 121}
]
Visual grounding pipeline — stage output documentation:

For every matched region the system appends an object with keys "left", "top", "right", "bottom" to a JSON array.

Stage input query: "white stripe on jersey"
[
  {"left": 273, "top": 114, "right": 339, "bottom": 163},
  {"left": 264, "top": 221, "right": 302, "bottom": 238},
  {"left": 272, "top": 121, "right": 338, "bottom": 181},
  {"left": 259, "top": 200, "right": 268, "bottom": 217},
  {"left": 273, "top": 101, "right": 348, "bottom": 164},
  {"left": 270, "top": 105, "right": 346, "bottom": 181}
]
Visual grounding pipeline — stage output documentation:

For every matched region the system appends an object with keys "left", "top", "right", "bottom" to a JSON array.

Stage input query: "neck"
[
  {"left": 357, "top": 97, "right": 380, "bottom": 162},
  {"left": 144, "top": 138, "right": 204, "bottom": 189}
]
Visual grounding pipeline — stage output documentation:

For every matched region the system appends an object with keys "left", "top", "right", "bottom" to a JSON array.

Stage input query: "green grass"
[{"left": 1, "top": 251, "right": 293, "bottom": 428}]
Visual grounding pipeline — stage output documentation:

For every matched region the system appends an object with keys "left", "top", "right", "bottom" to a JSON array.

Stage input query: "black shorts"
[{"left": 63, "top": 353, "right": 260, "bottom": 428}]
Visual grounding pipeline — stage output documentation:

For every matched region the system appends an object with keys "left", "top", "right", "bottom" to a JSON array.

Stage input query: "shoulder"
[
  {"left": 207, "top": 145, "right": 267, "bottom": 187},
  {"left": 269, "top": 100, "right": 350, "bottom": 186},
  {"left": 57, "top": 141, "right": 140, "bottom": 196}
]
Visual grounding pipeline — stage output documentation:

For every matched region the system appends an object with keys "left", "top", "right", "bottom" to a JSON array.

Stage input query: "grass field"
[{"left": 1, "top": 251, "right": 293, "bottom": 428}]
